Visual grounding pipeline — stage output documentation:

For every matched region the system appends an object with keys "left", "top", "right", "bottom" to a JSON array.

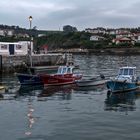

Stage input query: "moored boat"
[
  {"left": 106, "top": 66, "right": 139, "bottom": 93},
  {"left": 16, "top": 73, "right": 43, "bottom": 85},
  {"left": 40, "top": 66, "right": 82, "bottom": 86},
  {"left": 75, "top": 74, "right": 106, "bottom": 87},
  {"left": 16, "top": 66, "right": 59, "bottom": 85}
]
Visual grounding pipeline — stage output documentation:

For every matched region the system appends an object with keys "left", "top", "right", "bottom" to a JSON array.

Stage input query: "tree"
[
  {"left": 63, "top": 25, "right": 77, "bottom": 32},
  {"left": 33, "top": 26, "right": 37, "bottom": 30}
]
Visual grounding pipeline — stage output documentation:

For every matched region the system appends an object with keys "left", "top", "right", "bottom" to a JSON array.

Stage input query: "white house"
[
  {"left": 38, "top": 34, "right": 46, "bottom": 37},
  {"left": 132, "top": 33, "right": 140, "bottom": 43},
  {"left": 6, "top": 30, "right": 14, "bottom": 37},
  {"left": 0, "top": 30, "right": 5, "bottom": 36},
  {"left": 107, "top": 29, "right": 116, "bottom": 35},
  {"left": 0, "top": 41, "right": 33, "bottom": 56},
  {"left": 90, "top": 35, "right": 105, "bottom": 41},
  {"left": 90, "top": 35, "right": 99, "bottom": 41},
  {"left": 112, "top": 37, "right": 135, "bottom": 45},
  {"left": 85, "top": 28, "right": 106, "bottom": 34}
]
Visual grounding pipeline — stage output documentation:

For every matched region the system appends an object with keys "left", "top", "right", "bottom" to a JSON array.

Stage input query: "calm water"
[{"left": 1, "top": 55, "right": 140, "bottom": 140}]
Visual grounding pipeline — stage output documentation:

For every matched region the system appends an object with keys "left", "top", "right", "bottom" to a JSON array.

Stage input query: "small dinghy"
[{"left": 75, "top": 74, "right": 106, "bottom": 87}]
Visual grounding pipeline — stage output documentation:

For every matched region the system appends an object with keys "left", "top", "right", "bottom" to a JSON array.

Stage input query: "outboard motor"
[{"left": 100, "top": 74, "right": 105, "bottom": 80}]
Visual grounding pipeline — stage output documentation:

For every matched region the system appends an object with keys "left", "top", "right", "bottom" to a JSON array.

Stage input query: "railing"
[{"left": 55, "top": 53, "right": 74, "bottom": 65}]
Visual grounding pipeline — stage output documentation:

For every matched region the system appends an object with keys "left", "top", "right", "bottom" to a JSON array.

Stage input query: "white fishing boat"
[{"left": 106, "top": 66, "right": 140, "bottom": 93}]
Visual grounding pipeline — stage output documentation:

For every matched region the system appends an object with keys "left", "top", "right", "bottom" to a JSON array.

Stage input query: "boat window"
[
  {"left": 62, "top": 67, "right": 67, "bottom": 74},
  {"left": 67, "top": 68, "right": 71, "bottom": 73},
  {"left": 129, "top": 69, "right": 134, "bottom": 75},
  {"left": 57, "top": 67, "right": 62, "bottom": 74},
  {"left": 124, "top": 69, "right": 129, "bottom": 75},
  {"left": 119, "top": 69, "right": 123, "bottom": 75}
]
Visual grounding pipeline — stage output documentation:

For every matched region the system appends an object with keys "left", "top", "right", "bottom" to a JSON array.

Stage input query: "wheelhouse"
[
  {"left": 118, "top": 67, "right": 136, "bottom": 76},
  {"left": 57, "top": 66, "right": 74, "bottom": 74}
]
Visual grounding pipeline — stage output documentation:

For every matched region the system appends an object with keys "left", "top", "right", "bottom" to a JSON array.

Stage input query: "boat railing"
[{"left": 115, "top": 74, "right": 136, "bottom": 83}]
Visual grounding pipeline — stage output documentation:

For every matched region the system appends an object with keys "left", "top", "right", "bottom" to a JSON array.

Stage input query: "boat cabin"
[
  {"left": 57, "top": 66, "right": 74, "bottom": 74},
  {"left": 116, "top": 66, "right": 136, "bottom": 81},
  {"left": 118, "top": 67, "right": 136, "bottom": 76}
]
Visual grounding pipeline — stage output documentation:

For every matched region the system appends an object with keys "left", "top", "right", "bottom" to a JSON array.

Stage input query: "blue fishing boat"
[
  {"left": 16, "top": 73, "right": 43, "bottom": 85},
  {"left": 106, "top": 66, "right": 140, "bottom": 93},
  {"left": 16, "top": 66, "right": 58, "bottom": 85}
]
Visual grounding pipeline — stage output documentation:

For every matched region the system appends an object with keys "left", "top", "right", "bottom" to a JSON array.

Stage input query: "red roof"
[
  {"left": 42, "top": 45, "right": 48, "bottom": 49},
  {"left": 114, "top": 37, "right": 131, "bottom": 41}
]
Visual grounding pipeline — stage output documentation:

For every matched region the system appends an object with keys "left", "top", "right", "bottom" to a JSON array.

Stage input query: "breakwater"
[{"left": 0, "top": 53, "right": 69, "bottom": 73}]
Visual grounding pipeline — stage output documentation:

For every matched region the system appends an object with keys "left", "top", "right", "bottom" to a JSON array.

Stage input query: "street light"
[
  {"left": 28, "top": 16, "right": 33, "bottom": 67},
  {"left": 29, "top": 16, "right": 33, "bottom": 30}
]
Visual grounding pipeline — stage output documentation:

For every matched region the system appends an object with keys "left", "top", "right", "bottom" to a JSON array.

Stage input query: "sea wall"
[
  {"left": 88, "top": 47, "right": 140, "bottom": 55},
  {"left": 0, "top": 53, "right": 67, "bottom": 73},
  {"left": 49, "top": 47, "right": 140, "bottom": 55}
]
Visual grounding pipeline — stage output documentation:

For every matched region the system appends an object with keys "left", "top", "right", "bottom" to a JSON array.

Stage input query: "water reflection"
[
  {"left": 104, "top": 91, "right": 140, "bottom": 113},
  {"left": 25, "top": 99, "right": 35, "bottom": 136},
  {"left": 37, "top": 84, "right": 75, "bottom": 101},
  {"left": 17, "top": 85, "right": 44, "bottom": 96},
  {"left": 13, "top": 84, "right": 76, "bottom": 102},
  {"left": 75, "top": 84, "right": 106, "bottom": 92}
]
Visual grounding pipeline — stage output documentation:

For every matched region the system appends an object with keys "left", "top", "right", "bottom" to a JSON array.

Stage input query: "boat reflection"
[
  {"left": 74, "top": 84, "right": 106, "bottom": 92},
  {"left": 104, "top": 91, "right": 140, "bottom": 113},
  {"left": 17, "top": 85, "right": 44, "bottom": 97},
  {"left": 37, "top": 84, "right": 76, "bottom": 101}
]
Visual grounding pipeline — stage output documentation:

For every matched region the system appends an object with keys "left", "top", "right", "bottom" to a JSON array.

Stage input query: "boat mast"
[{"left": 29, "top": 16, "right": 33, "bottom": 67}]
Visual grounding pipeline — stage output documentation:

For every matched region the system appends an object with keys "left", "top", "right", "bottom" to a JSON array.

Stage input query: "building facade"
[{"left": 0, "top": 41, "right": 33, "bottom": 56}]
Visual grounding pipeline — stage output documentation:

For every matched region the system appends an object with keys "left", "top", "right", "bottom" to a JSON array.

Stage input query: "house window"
[
  {"left": 1, "top": 45, "right": 7, "bottom": 50},
  {"left": 16, "top": 45, "right": 22, "bottom": 50}
]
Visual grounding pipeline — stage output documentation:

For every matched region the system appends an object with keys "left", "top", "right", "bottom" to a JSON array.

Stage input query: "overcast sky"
[{"left": 1, "top": 0, "right": 140, "bottom": 30}]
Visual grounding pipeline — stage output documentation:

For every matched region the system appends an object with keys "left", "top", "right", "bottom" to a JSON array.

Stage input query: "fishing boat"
[
  {"left": 75, "top": 74, "right": 106, "bottom": 87},
  {"left": 16, "top": 66, "right": 58, "bottom": 85},
  {"left": 16, "top": 67, "right": 43, "bottom": 85},
  {"left": 106, "top": 66, "right": 140, "bottom": 93},
  {"left": 40, "top": 65, "right": 82, "bottom": 86}
]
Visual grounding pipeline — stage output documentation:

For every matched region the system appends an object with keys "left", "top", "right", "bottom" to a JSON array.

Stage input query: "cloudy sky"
[{"left": 1, "top": 0, "right": 140, "bottom": 30}]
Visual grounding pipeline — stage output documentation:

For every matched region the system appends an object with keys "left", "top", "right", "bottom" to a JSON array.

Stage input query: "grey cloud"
[{"left": 0, "top": 0, "right": 140, "bottom": 30}]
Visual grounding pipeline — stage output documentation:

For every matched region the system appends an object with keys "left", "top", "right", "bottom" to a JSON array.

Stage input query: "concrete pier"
[{"left": 0, "top": 53, "right": 71, "bottom": 73}]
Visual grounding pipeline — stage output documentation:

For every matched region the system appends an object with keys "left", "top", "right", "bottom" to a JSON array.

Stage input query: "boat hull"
[
  {"left": 16, "top": 73, "right": 43, "bottom": 85},
  {"left": 40, "top": 74, "right": 77, "bottom": 86},
  {"left": 106, "top": 80, "right": 139, "bottom": 93},
  {"left": 76, "top": 79, "right": 106, "bottom": 87}
]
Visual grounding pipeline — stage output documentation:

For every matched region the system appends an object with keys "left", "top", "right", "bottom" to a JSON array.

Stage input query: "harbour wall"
[
  {"left": 49, "top": 47, "right": 140, "bottom": 55},
  {"left": 0, "top": 53, "right": 68, "bottom": 73}
]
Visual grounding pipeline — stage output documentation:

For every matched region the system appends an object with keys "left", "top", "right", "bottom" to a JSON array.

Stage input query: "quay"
[
  {"left": 0, "top": 41, "right": 73, "bottom": 73},
  {"left": 0, "top": 53, "right": 73, "bottom": 73}
]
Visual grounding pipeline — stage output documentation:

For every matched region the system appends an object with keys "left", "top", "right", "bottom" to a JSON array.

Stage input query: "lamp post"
[
  {"left": 29, "top": 16, "right": 32, "bottom": 30},
  {"left": 28, "top": 16, "right": 33, "bottom": 67}
]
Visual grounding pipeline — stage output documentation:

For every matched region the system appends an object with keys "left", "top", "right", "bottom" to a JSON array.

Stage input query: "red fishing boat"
[{"left": 40, "top": 66, "right": 82, "bottom": 86}]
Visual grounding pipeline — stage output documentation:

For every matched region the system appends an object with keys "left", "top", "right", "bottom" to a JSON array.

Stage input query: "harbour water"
[{"left": 1, "top": 54, "right": 140, "bottom": 140}]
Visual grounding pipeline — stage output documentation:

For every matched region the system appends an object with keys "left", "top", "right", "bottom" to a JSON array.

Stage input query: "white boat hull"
[{"left": 76, "top": 79, "right": 106, "bottom": 87}]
